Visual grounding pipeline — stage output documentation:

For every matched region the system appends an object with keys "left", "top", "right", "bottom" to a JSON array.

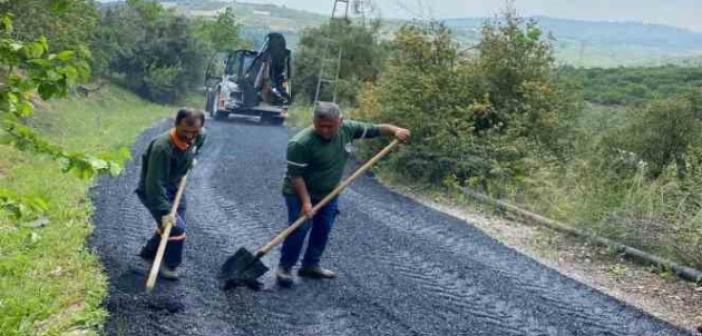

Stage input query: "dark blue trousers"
[
  {"left": 279, "top": 195, "right": 339, "bottom": 270},
  {"left": 138, "top": 189, "right": 187, "bottom": 268}
]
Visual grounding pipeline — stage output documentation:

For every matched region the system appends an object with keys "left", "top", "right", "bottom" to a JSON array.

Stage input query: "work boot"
[
  {"left": 138, "top": 245, "right": 155, "bottom": 262},
  {"left": 159, "top": 265, "right": 180, "bottom": 280},
  {"left": 298, "top": 266, "right": 336, "bottom": 279},
  {"left": 276, "top": 266, "right": 294, "bottom": 287}
]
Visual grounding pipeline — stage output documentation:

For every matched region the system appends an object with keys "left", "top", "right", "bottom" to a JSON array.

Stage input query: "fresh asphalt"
[{"left": 90, "top": 117, "right": 692, "bottom": 336}]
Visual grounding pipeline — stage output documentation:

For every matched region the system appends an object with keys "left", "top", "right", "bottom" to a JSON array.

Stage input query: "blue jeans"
[{"left": 279, "top": 195, "right": 339, "bottom": 270}]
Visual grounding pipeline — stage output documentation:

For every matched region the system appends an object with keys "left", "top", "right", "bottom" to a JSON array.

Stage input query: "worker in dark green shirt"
[
  {"left": 277, "top": 102, "right": 410, "bottom": 286},
  {"left": 136, "top": 108, "right": 206, "bottom": 280}
]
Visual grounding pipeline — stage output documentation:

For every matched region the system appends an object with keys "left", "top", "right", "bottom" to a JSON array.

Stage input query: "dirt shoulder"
[{"left": 382, "top": 181, "right": 702, "bottom": 334}]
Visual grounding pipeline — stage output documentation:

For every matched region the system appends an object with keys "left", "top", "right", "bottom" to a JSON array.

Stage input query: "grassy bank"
[{"left": 0, "top": 84, "right": 172, "bottom": 335}]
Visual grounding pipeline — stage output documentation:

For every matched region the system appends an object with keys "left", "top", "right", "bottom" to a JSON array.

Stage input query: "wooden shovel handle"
[
  {"left": 146, "top": 172, "right": 189, "bottom": 292},
  {"left": 257, "top": 139, "right": 400, "bottom": 256}
]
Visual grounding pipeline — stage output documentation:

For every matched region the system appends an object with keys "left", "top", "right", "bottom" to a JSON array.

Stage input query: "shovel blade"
[{"left": 221, "top": 248, "right": 269, "bottom": 287}]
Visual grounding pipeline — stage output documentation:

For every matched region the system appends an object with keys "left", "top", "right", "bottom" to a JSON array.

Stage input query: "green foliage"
[
  {"left": 474, "top": 12, "right": 581, "bottom": 158},
  {"left": 293, "top": 19, "right": 385, "bottom": 105},
  {"left": 358, "top": 12, "right": 579, "bottom": 194},
  {"left": 618, "top": 97, "right": 701, "bottom": 178},
  {"left": 0, "top": 84, "right": 172, "bottom": 335},
  {"left": 476, "top": 13, "right": 554, "bottom": 119},
  {"left": 193, "top": 7, "right": 246, "bottom": 52},
  {"left": 0, "top": 0, "right": 98, "bottom": 52},
  {"left": 0, "top": 13, "right": 127, "bottom": 219},
  {"left": 0, "top": 188, "right": 48, "bottom": 220},
  {"left": 565, "top": 65, "right": 702, "bottom": 105},
  {"left": 93, "top": 0, "right": 212, "bottom": 103},
  {"left": 513, "top": 93, "right": 702, "bottom": 269},
  {"left": 3, "top": 121, "right": 126, "bottom": 179},
  {"left": 357, "top": 23, "right": 489, "bottom": 186}
]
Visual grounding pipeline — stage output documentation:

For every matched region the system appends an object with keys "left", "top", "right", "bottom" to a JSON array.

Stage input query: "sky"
[{"left": 241, "top": 0, "right": 702, "bottom": 32}]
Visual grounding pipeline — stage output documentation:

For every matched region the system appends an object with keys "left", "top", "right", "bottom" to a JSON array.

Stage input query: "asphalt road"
[{"left": 90, "top": 117, "right": 692, "bottom": 336}]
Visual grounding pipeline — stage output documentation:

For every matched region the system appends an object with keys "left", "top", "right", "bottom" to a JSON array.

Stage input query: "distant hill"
[
  {"left": 156, "top": 1, "right": 702, "bottom": 67},
  {"left": 444, "top": 16, "right": 702, "bottom": 49},
  {"left": 159, "top": 1, "right": 325, "bottom": 48},
  {"left": 444, "top": 16, "right": 702, "bottom": 67}
]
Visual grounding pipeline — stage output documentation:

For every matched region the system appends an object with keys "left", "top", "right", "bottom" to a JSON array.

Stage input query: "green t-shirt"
[
  {"left": 136, "top": 129, "right": 207, "bottom": 216},
  {"left": 282, "top": 120, "right": 380, "bottom": 199}
]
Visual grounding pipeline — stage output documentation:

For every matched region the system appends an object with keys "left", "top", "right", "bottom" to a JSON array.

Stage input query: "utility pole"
[{"left": 313, "top": 0, "right": 371, "bottom": 106}]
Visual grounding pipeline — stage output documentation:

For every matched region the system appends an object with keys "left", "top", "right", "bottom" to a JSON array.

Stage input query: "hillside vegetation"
[
  {"left": 0, "top": 85, "right": 172, "bottom": 335},
  {"left": 566, "top": 65, "right": 702, "bottom": 105},
  {"left": 354, "top": 13, "right": 702, "bottom": 270}
]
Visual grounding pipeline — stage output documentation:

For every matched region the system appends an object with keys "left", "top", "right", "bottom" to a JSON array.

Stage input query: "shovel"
[
  {"left": 221, "top": 139, "right": 401, "bottom": 289},
  {"left": 145, "top": 171, "right": 190, "bottom": 292}
]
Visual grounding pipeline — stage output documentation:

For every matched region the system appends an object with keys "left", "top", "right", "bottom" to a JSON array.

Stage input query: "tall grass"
[
  {"left": 0, "top": 84, "right": 172, "bottom": 335},
  {"left": 502, "top": 103, "right": 702, "bottom": 269}
]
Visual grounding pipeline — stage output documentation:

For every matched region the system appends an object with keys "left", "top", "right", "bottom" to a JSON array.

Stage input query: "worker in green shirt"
[
  {"left": 136, "top": 108, "right": 206, "bottom": 280},
  {"left": 277, "top": 102, "right": 411, "bottom": 286}
]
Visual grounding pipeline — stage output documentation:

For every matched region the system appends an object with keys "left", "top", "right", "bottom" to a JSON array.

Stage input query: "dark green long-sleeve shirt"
[
  {"left": 136, "top": 129, "right": 206, "bottom": 217},
  {"left": 282, "top": 120, "right": 380, "bottom": 199}
]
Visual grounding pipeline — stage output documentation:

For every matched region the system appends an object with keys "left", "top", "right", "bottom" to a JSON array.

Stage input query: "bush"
[
  {"left": 357, "top": 12, "right": 579, "bottom": 194},
  {"left": 92, "top": 0, "right": 217, "bottom": 103},
  {"left": 621, "top": 97, "right": 701, "bottom": 178},
  {"left": 292, "top": 19, "right": 385, "bottom": 106},
  {"left": 0, "top": 0, "right": 98, "bottom": 52},
  {"left": 563, "top": 65, "right": 702, "bottom": 106},
  {"left": 518, "top": 93, "right": 702, "bottom": 268}
]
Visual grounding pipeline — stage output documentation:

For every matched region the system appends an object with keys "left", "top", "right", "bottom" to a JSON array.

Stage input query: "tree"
[
  {"left": 193, "top": 7, "right": 245, "bottom": 52},
  {"left": 293, "top": 19, "right": 385, "bottom": 105},
  {"left": 356, "top": 23, "right": 489, "bottom": 185},
  {"left": 619, "top": 97, "right": 701, "bottom": 179},
  {"left": 357, "top": 9, "right": 579, "bottom": 193},
  {"left": 94, "top": 0, "right": 210, "bottom": 103},
  {"left": 0, "top": 0, "right": 98, "bottom": 52},
  {"left": 473, "top": 9, "right": 579, "bottom": 156}
]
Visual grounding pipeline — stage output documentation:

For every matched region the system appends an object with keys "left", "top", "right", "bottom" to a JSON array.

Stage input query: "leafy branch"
[
  {"left": 0, "top": 188, "right": 48, "bottom": 220},
  {"left": 1, "top": 13, "right": 126, "bottom": 219}
]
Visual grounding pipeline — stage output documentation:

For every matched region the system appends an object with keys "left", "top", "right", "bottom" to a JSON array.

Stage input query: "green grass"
[{"left": 0, "top": 84, "right": 173, "bottom": 335}]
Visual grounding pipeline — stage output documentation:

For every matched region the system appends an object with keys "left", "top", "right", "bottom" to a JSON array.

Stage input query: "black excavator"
[{"left": 204, "top": 32, "right": 291, "bottom": 124}]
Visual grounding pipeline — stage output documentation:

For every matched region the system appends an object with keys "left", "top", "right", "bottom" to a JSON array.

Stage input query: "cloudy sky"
[{"left": 241, "top": 0, "right": 702, "bottom": 32}]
